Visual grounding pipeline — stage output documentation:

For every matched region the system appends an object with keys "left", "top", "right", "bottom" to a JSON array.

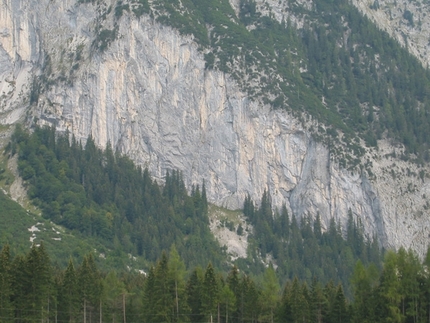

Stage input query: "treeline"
[
  {"left": 7, "top": 125, "right": 224, "bottom": 269},
  {"left": 1, "top": 243, "right": 430, "bottom": 323},
  {"left": 242, "top": 192, "right": 382, "bottom": 297}
]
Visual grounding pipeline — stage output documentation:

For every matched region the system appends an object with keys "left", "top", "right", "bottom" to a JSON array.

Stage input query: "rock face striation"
[{"left": 1, "top": 0, "right": 430, "bottom": 256}]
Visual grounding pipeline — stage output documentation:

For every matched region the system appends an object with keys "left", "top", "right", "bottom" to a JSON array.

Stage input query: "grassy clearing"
[
  {"left": 208, "top": 204, "right": 243, "bottom": 225},
  {"left": 0, "top": 154, "right": 14, "bottom": 189}
]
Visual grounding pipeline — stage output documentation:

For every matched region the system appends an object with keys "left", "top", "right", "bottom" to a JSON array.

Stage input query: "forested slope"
[
  {"left": 6, "top": 125, "right": 223, "bottom": 269},
  {"left": 1, "top": 125, "right": 383, "bottom": 296}
]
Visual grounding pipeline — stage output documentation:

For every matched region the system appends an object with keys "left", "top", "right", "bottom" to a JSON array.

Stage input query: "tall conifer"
[{"left": 0, "top": 245, "right": 13, "bottom": 323}]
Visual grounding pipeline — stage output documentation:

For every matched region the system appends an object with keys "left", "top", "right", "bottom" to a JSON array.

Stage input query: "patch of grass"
[
  {"left": 0, "top": 154, "right": 14, "bottom": 189},
  {"left": 0, "top": 189, "right": 147, "bottom": 271},
  {"left": 208, "top": 204, "right": 243, "bottom": 225}
]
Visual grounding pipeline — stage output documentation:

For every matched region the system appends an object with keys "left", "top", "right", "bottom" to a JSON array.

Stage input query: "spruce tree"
[
  {"left": 226, "top": 265, "right": 240, "bottom": 322},
  {"left": 240, "top": 275, "right": 260, "bottom": 323},
  {"left": 24, "top": 242, "right": 51, "bottom": 323},
  {"left": 328, "top": 284, "right": 350, "bottom": 323},
  {"left": 260, "top": 265, "right": 280, "bottom": 323},
  {"left": 58, "top": 259, "right": 80, "bottom": 323},
  {"left": 78, "top": 254, "right": 102, "bottom": 323},
  {"left": 201, "top": 263, "right": 219, "bottom": 322},
  {"left": 143, "top": 266, "right": 156, "bottom": 323},
  {"left": 0, "top": 245, "right": 13, "bottom": 323},
  {"left": 168, "top": 245, "right": 189, "bottom": 322},
  {"left": 309, "top": 278, "right": 327, "bottom": 323},
  {"left": 10, "top": 255, "right": 27, "bottom": 322},
  {"left": 186, "top": 267, "right": 204, "bottom": 323},
  {"left": 104, "top": 271, "right": 126, "bottom": 323},
  {"left": 153, "top": 252, "right": 173, "bottom": 322},
  {"left": 220, "top": 285, "right": 236, "bottom": 323}
]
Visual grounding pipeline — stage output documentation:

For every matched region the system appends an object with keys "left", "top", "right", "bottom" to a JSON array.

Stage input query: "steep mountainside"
[
  {"left": 244, "top": 0, "right": 430, "bottom": 68},
  {"left": 1, "top": 0, "right": 430, "bottom": 255}
]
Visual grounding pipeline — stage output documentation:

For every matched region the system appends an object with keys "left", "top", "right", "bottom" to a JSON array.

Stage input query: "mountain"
[{"left": 1, "top": 0, "right": 430, "bottom": 257}]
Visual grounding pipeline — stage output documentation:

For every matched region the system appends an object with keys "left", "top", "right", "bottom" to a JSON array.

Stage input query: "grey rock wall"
[{"left": 0, "top": 0, "right": 429, "bottom": 256}]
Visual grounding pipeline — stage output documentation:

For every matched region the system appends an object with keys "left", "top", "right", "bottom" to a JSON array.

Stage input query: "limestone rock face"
[{"left": 0, "top": 0, "right": 429, "bottom": 256}]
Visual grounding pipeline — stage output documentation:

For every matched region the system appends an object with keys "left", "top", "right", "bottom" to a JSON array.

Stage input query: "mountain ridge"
[{"left": 0, "top": 0, "right": 430, "bottom": 255}]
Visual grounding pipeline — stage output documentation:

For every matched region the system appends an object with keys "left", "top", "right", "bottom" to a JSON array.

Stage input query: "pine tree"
[
  {"left": 24, "top": 242, "right": 51, "bottom": 323},
  {"left": 226, "top": 265, "right": 240, "bottom": 323},
  {"left": 397, "top": 248, "right": 421, "bottom": 322},
  {"left": 377, "top": 251, "right": 402, "bottom": 323},
  {"left": 289, "top": 277, "right": 309, "bottom": 323},
  {"left": 350, "top": 260, "right": 379, "bottom": 323},
  {"left": 260, "top": 265, "right": 280, "bottom": 323},
  {"left": 328, "top": 284, "right": 349, "bottom": 323},
  {"left": 143, "top": 266, "right": 156, "bottom": 323},
  {"left": 153, "top": 252, "right": 173, "bottom": 322},
  {"left": 280, "top": 281, "right": 294, "bottom": 323},
  {"left": 186, "top": 267, "right": 204, "bottom": 323},
  {"left": 423, "top": 248, "right": 430, "bottom": 323},
  {"left": 309, "top": 278, "right": 327, "bottom": 323},
  {"left": 240, "top": 275, "right": 260, "bottom": 323},
  {"left": 104, "top": 271, "right": 126, "bottom": 323},
  {"left": 201, "top": 263, "right": 219, "bottom": 322},
  {"left": 220, "top": 285, "right": 236, "bottom": 323},
  {"left": 10, "top": 255, "right": 27, "bottom": 322},
  {"left": 168, "top": 245, "right": 189, "bottom": 322},
  {"left": 0, "top": 245, "right": 13, "bottom": 323},
  {"left": 78, "top": 254, "right": 102, "bottom": 323},
  {"left": 58, "top": 259, "right": 80, "bottom": 323}
]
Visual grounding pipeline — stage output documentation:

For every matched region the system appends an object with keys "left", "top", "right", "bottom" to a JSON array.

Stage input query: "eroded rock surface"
[{"left": 0, "top": 0, "right": 429, "bottom": 256}]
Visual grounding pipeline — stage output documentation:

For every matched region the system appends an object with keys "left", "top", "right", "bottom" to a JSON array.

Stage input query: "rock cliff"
[{"left": 0, "top": 0, "right": 429, "bottom": 255}]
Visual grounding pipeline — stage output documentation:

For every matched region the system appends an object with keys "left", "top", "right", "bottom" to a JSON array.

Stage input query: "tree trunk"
[
  {"left": 122, "top": 293, "right": 126, "bottom": 323},
  {"left": 100, "top": 300, "right": 102, "bottom": 323},
  {"left": 84, "top": 299, "right": 87, "bottom": 323},
  {"left": 241, "top": 291, "right": 244, "bottom": 323},
  {"left": 175, "top": 280, "right": 179, "bottom": 321}
]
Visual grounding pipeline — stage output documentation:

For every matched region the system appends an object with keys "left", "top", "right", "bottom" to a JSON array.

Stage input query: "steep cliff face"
[
  {"left": 0, "top": 0, "right": 429, "bottom": 255},
  {"left": 0, "top": 0, "right": 37, "bottom": 123}
]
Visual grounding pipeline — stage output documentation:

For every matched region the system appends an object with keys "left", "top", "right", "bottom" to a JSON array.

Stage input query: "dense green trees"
[
  {"left": 2, "top": 243, "right": 430, "bottom": 323},
  {"left": 8, "top": 125, "right": 224, "bottom": 269},
  {"left": 242, "top": 193, "right": 382, "bottom": 297},
  {"left": 6, "top": 125, "right": 386, "bottom": 298},
  {"left": 0, "top": 245, "right": 12, "bottom": 323},
  {"left": 7, "top": 125, "right": 430, "bottom": 323}
]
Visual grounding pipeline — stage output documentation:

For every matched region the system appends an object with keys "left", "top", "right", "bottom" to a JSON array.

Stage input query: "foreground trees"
[{"left": 2, "top": 243, "right": 430, "bottom": 323}]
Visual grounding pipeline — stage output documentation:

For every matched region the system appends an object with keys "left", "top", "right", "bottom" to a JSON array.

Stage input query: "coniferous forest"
[
  {"left": 3, "top": 125, "right": 430, "bottom": 323},
  {"left": 1, "top": 243, "right": 430, "bottom": 323},
  {"left": 4, "top": 126, "right": 383, "bottom": 291},
  {"left": 2, "top": 0, "right": 430, "bottom": 319},
  {"left": 6, "top": 125, "right": 223, "bottom": 269}
]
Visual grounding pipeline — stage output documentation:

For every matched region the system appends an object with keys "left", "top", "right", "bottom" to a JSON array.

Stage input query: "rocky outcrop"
[
  {"left": 351, "top": 0, "right": 430, "bottom": 67},
  {"left": 0, "top": 0, "right": 429, "bottom": 256},
  {"left": 249, "top": 0, "right": 430, "bottom": 67}
]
